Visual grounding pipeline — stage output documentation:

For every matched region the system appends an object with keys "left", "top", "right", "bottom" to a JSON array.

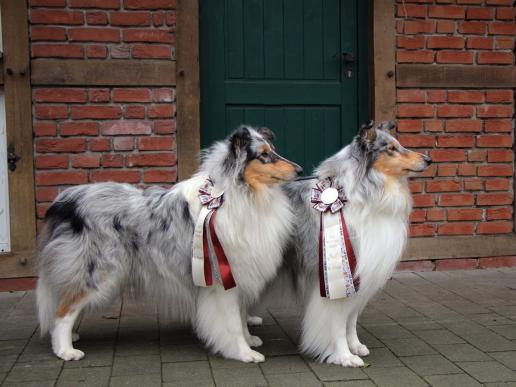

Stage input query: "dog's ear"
[
  {"left": 359, "top": 120, "right": 376, "bottom": 145},
  {"left": 378, "top": 121, "right": 395, "bottom": 132},
  {"left": 229, "top": 126, "right": 252, "bottom": 158},
  {"left": 257, "top": 127, "right": 275, "bottom": 142}
]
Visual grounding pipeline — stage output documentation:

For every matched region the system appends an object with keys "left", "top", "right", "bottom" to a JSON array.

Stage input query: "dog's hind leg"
[
  {"left": 196, "top": 287, "right": 265, "bottom": 363},
  {"left": 346, "top": 309, "right": 369, "bottom": 357},
  {"left": 241, "top": 308, "right": 263, "bottom": 347}
]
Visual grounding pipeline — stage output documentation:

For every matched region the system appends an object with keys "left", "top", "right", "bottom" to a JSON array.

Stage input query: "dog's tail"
[{"left": 36, "top": 273, "right": 56, "bottom": 337}]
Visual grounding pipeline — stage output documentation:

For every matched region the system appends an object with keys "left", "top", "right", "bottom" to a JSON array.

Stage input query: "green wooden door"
[{"left": 200, "top": 0, "right": 368, "bottom": 173}]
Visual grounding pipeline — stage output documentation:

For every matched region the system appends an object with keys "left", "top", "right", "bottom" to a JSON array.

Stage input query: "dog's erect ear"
[
  {"left": 229, "top": 126, "right": 252, "bottom": 158},
  {"left": 257, "top": 127, "right": 275, "bottom": 142},
  {"left": 359, "top": 120, "right": 376, "bottom": 145},
  {"left": 378, "top": 121, "right": 395, "bottom": 132}
]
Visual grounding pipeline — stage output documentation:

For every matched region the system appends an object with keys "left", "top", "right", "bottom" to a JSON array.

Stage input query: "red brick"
[
  {"left": 439, "top": 193, "right": 474, "bottom": 206},
  {"left": 111, "top": 44, "right": 130, "bottom": 58},
  {"left": 458, "top": 163, "right": 477, "bottom": 176},
  {"left": 34, "top": 122, "right": 57, "bottom": 137},
  {"left": 127, "top": 153, "right": 175, "bottom": 167},
  {"left": 37, "top": 203, "right": 51, "bottom": 218},
  {"left": 32, "top": 44, "right": 84, "bottom": 58},
  {"left": 458, "top": 21, "right": 487, "bottom": 34},
  {"left": 448, "top": 208, "right": 483, "bottom": 220},
  {"left": 111, "top": 11, "right": 151, "bottom": 26},
  {"left": 466, "top": 37, "right": 493, "bottom": 49},
  {"left": 468, "top": 150, "right": 486, "bottom": 162},
  {"left": 479, "top": 256, "right": 516, "bottom": 269},
  {"left": 485, "top": 178, "right": 511, "bottom": 191},
  {"left": 435, "top": 258, "right": 477, "bottom": 269},
  {"left": 123, "top": 29, "right": 173, "bottom": 43},
  {"left": 60, "top": 122, "right": 98, "bottom": 136},
  {"left": 438, "top": 164, "right": 458, "bottom": 176},
  {"left": 138, "top": 136, "right": 173, "bottom": 151},
  {"left": 0, "top": 278, "right": 37, "bottom": 292},
  {"left": 486, "top": 0, "right": 513, "bottom": 4},
  {"left": 113, "top": 137, "right": 134, "bottom": 151},
  {"left": 398, "top": 134, "right": 435, "bottom": 148},
  {"left": 143, "top": 169, "right": 177, "bottom": 183},
  {"left": 124, "top": 0, "right": 175, "bottom": 9},
  {"left": 90, "top": 170, "right": 140, "bottom": 183},
  {"left": 69, "top": 28, "right": 120, "bottom": 42},
  {"left": 426, "top": 180, "right": 461, "bottom": 192},
  {"left": 437, "top": 106, "right": 474, "bottom": 118},
  {"left": 31, "top": 27, "right": 66, "bottom": 41},
  {"left": 447, "top": 91, "right": 484, "bottom": 104},
  {"left": 436, "top": 51, "right": 473, "bottom": 64},
  {"left": 398, "top": 105, "right": 434, "bottom": 118},
  {"left": 36, "top": 138, "right": 87, "bottom": 153},
  {"left": 477, "top": 192, "right": 513, "bottom": 205},
  {"left": 485, "top": 120, "right": 512, "bottom": 133},
  {"left": 478, "top": 105, "right": 513, "bottom": 118},
  {"left": 101, "top": 154, "right": 124, "bottom": 167},
  {"left": 409, "top": 180, "right": 423, "bottom": 193},
  {"left": 477, "top": 135, "right": 512, "bottom": 148},
  {"left": 397, "top": 90, "right": 426, "bottom": 103},
  {"left": 31, "top": 10, "right": 84, "bottom": 24},
  {"left": 396, "top": 260, "right": 435, "bottom": 272},
  {"left": 478, "top": 52, "right": 514, "bottom": 66},
  {"left": 424, "top": 120, "right": 444, "bottom": 132},
  {"left": 101, "top": 121, "right": 152, "bottom": 135},
  {"left": 427, "top": 36, "right": 465, "bottom": 48},
  {"left": 36, "top": 170, "right": 88, "bottom": 186},
  {"left": 397, "top": 4, "right": 426, "bottom": 17},
  {"left": 438, "top": 223, "right": 475, "bottom": 236},
  {"left": 464, "top": 178, "right": 483, "bottom": 190},
  {"left": 403, "top": 20, "right": 435, "bottom": 34},
  {"left": 409, "top": 224, "right": 437, "bottom": 237},
  {"left": 71, "top": 106, "right": 122, "bottom": 119},
  {"left": 496, "top": 37, "right": 514, "bottom": 49},
  {"left": 154, "top": 120, "right": 175, "bottom": 134},
  {"left": 152, "top": 12, "right": 165, "bottom": 26},
  {"left": 398, "top": 119, "right": 422, "bottom": 133},
  {"left": 478, "top": 165, "right": 513, "bottom": 176},
  {"left": 132, "top": 44, "right": 171, "bottom": 59},
  {"left": 124, "top": 105, "right": 146, "bottom": 118},
  {"left": 477, "top": 221, "right": 513, "bottom": 234},
  {"left": 35, "top": 155, "right": 69, "bottom": 169},
  {"left": 430, "top": 149, "right": 465, "bottom": 162},
  {"left": 89, "top": 138, "right": 111, "bottom": 151},
  {"left": 148, "top": 104, "right": 174, "bottom": 118},
  {"left": 397, "top": 50, "right": 435, "bottom": 63},
  {"left": 489, "top": 22, "right": 516, "bottom": 35},
  {"left": 153, "top": 88, "right": 174, "bottom": 102},
  {"left": 487, "top": 150, "right": 513, "bottom": 163},
  {"left": 496, "top": 7, "right": 515, "bottom": 20},
  {"left": 69, "top": 0, "right": 120, "bottom": 8},
  {"left": 36, "top": 187, "right": 59, "bottom": 202},
  {"left": 486, "top": 90, "right": 513, "bottom": 103},
  {"left": 466, "top": 7, "right": 494, "bottom": 20},
  {"left": 397, "top": 36, "right": 425, "bottom": 49},
  {"left": 86, "top": 45, "right": 108, "bottom": 58},
  {"left": 86, "top": 11, "right": 108, "bottom": 25},
  {"left": 487, "top": 207, "right": 513, "bottom": 220},
  {"left": 420, "top": 164, "right": 437, "bottom": 177},
  {"left": 427, "top": 208, "right": 446, "bottom": 221},
  {"left": 88, "top": 88, "right": 110, "bottom": 102},
  {"left": 437, "top": 135, "right": 475, "bottom": 148},
  {"left": 35, "top": 105, "right": 68, "bottom": 119},
  {"left": 445, "top": 120, "right": 482, "bottom": 132},
  {"left": 35, "top": 88, "right": 87, "bottom": 103},
  {"left": 112, "top": 88, "right": 152, "bottom": 102},
  {"left": 427, "top": 91, "right": 447, "bottom": 103},
  {"left": 31, "top": 0, "right": 66, "bottom": 6},
  {"left": 71, "top": 154, "right": 101, "bottom": 168},
  {"left": 429, "top": 5, "right": 466, "bottom": 18},
  {"left": 413, "top": 194, "right": 435, "bottom": 207},
  {"left": 436, "top": 20, "right": 456, "bottom": 33}
]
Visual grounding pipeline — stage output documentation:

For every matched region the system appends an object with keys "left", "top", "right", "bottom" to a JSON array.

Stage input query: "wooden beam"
[
  {"left": 403, "top": 235, "right": 516, "bottom": 261},
  {"left": 31, "top": 59, "right": 176, "bottom": 86},
  {"left": 397, "top": 64, "right": 516, "bottom": 88},
  {"left": 0, "top": 251, "right": 35, "bottom": 278},
  {"left": 176, "top": 0, "right": 201, "bottom": 180}
]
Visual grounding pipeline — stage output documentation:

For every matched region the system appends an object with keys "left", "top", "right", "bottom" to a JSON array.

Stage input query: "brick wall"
[
  {"left": 395, "top": 0, "right": 515, "bottom": 237},
  {"left": 29, "top": 0, "right": 176, "bottom": 230}
]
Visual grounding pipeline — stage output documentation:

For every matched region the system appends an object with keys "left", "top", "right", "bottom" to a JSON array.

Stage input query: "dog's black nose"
[
  {"left": 294, "top": 164, "right": 303, "bottom": 176},
  {"left": 424, "top": 155, "right": 432, "bottom": 165}
]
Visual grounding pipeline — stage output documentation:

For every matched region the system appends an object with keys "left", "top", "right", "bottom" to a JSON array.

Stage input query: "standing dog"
[
  {"left": 283, "top": 121, "right": 431, "bottom": 367},
  {"left": 37, "top": 126, "right": 302, "bottom": 362}
]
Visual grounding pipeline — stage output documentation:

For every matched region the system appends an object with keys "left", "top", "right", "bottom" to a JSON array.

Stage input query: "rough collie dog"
[
  {"left": 37, "top": 126, "right": 302, "bottom": 362},
  {"left": 283, "top": 121, "right": 431, "bottom": 367}
]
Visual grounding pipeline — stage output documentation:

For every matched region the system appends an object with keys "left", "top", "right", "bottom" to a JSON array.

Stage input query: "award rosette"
[
  {"left": 311, "top": 178, "right": 359, "bottom": 299},
  {"left": 192, "top": 178, "right": 236, "bottom": 290}
]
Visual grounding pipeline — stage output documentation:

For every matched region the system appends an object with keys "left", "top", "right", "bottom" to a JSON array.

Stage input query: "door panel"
[{"left": 200, "top": 0, "right": 368, "bottom": 173}]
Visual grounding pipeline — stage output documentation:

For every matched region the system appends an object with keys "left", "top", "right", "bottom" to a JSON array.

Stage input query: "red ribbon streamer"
[
  {"left": 207, "top": 209, "right": 236, "bottom": 290},
  {"left": 319, "top": 213, "right": 326, "bottom": 297},
  {"left": 202, "top": 211, "right": 213, "bottom": 286}
]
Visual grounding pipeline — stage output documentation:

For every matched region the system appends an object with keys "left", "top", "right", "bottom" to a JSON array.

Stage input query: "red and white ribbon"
[
  {"left": 192, "top": 178, "right": 236, "bottom": 290},
  {"left": 312, "top": 178, "right": 359, "bottom": 299}
]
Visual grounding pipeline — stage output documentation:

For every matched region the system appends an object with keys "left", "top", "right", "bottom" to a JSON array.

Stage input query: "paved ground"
[{"left": 1, "top": 269, "right": 516, "bottom": 387}]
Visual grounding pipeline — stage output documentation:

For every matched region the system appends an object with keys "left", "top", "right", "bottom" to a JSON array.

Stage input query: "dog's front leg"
[
  {"left": 346, "top": 310, "right": 369, "bottom": 357},
  {"left": 241, "top": 306, "right": 263, "bottom": 347},
  {"left": 196, "top": 286, "right": 265, "bottom": 363}
]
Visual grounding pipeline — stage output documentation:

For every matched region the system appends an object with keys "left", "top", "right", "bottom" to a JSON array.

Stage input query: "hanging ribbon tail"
[
  {"left": 209, "top": 210, "right": 236, "bottom": 290},
  {"left": 340, "top": 210, "right": 359, "bottom": 290},
  {"left": 192, "top": 206, "right": 213, "bottom": 287},
  {"left": 319, "top": 213, "right": 327, "bottom": 297}
]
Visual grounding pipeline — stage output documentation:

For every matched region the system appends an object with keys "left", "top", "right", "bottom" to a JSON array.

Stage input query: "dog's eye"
[{"left": 388, "top": 145, "right": 398, "bottom": 153}]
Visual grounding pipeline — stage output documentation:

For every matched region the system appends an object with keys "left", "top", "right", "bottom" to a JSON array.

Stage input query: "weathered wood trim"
[
  {"left": 0, "top": 62, "right": 4, "bottom": 86},
  {"left": 397, "top": 64, "right": 516, "bottom": 88},
  {"left": 31, "top": 59, "right": 176, "bottom": 86},
  {"left": 372, "top": 0, "right": 396, "bottom": 122},
  {"left": 176, "top": 0, "right": 201, "bottom": 180},
  {"left": 403, "top": 235, "right": 516, "bottom": 261},
  {"left": 0, "top": 251, "right": 36, "bottom": 278},
  {"left": 1, "top": 0, "right": 37, "bottom": 278}
]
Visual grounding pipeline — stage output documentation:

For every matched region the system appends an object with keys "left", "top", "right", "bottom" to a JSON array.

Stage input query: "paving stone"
[
  {"left": 382, "top": 337, "right": 436, "bottom": 357},
  {"left": 366, "top": 347, "right": 403, "bottom": 368},
  {"left": 56, "top": 366, "right": 111, "bottom": 387},
  {"left": 0, "top": 340, "right": 26, "bottom": 357},
  {"left": 114, "top": 339, "right": 160, "bottom": 357},
  {"left": 490, "top": 325, "right": 516, "bottom": 340},
  {"left": 2, "top": 380, "right": 56, "bottom": 387},
  {"left": 484, "top": 383, "right": 516, "bottom": 387},
  {"left": 457, "top": 361, "right": 516, "bottom": 383},
  {"left": 0, "top": 355, "right": 17, "bottom": 373},
  {"left": 441, "top": 320, "right": 516, "bottom": 352},
  {"left": 110, "top": 374, "right": 161, "bottom": 387},
  {"left": 424, "top": 373, "right": 482, "bottom": 387},
  {"left": 400, "top": 354, "right": 462, "bottom": 376},
  {"left": 260, "top": 338, "right": 298, "bottom": 356},
  {"left": 3, "top": 360, "right": 62, "bottom": 383},
  {"left": 365, "top": 324, "right": 415, "bottom": 340},
  {"left": 490, "top": 352, "right": 516, "bottom": 371},
  {"left": 308, "top": 360, "right": 368, "bottom": 381},
  {"left": 162, "top": 361, "right": 212, "bottom": 383},
  {"left": 161, "top": 343, "right": 208, "bottom": 362},
  {"left": 398, "top": 319, "right": 443, "bottom": 332},
  {"left": 163, "top": 380, "right": 215, "bottom": 387},
  {"left": 414, "top": 329, "right": 465, "bottom": 345},
  {"left": 208, "top": 354, "right": 259, "bottom": 369},
  {"left": 364, "top": 366, "right": 427, "bottom": 387},
  {"left": 112, "top": 355, "right": 161, "bottom": 376},
  {"left": 212, "top": 365, "right": 267, "bottom": 387},
  {"left": 259, "top": 355, "right": 310, "bottom": 375},
  {"left": 267, "top": 371, "right": 322, "bottom": 387},
  {"left": 64, "top": 347, "right": 114, "bottom": 368},
  {"left": 433, "top": 343, "right": 491, "bottom": 362},
  {"left": 357, "top": 328, "right": 384, "bottom": 348},
  {"left": 324, "top": 381, "right": 376, "bottom": 387},
  {"left": 470, "top": 313, "right": 513, "bottom": 326}
]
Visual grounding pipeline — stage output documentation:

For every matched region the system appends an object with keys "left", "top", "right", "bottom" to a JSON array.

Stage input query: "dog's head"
[
  {"left": 357, "top": 121, "right": 432, "bottom": 178},
  {"left": 227, "top": 125, "right": 303, "bottom": 191}
]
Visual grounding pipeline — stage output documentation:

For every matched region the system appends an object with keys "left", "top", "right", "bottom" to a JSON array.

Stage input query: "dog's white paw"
[
  {"left": 328, "top": 353, "right": 364, "bottom": 368},
  {"left": 56, "top": 348, "right": 85, "bottom": 361},
  {"left": 247, "top": 335, "right": 263, "bottom": 347},
  {"left": 247, "top": 315, "right": 263, "bottom": 326},
  {"left": 72, "top": 332, "right": 80, "bottom": 342},
  {"left": 350, "top": 343, "right": 369, "bottom": 357},
  {"left": 240, "top": 348, "right": 265, "bottom": 363}
]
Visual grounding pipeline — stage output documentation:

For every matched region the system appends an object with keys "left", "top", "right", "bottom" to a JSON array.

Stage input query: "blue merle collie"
[
  {"left": 37, "top": 126, "right": 302, "bottom": 362},
  {"left": 283, "top": 121, "right": 431, "bottom": 367}
]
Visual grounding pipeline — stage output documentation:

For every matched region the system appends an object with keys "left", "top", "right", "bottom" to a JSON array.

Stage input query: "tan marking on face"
[
  {"left": 244, "top": 159, "right": 297, "bottom": 191},
  {"left": 373, "top": 149, "right": 426, "bottom": 178},
  {"left": 56, "top": 291, "right": 86, "bottom": 318},
  {"left": 262, "top": 144, "right": 271, "bottom": 153}
]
